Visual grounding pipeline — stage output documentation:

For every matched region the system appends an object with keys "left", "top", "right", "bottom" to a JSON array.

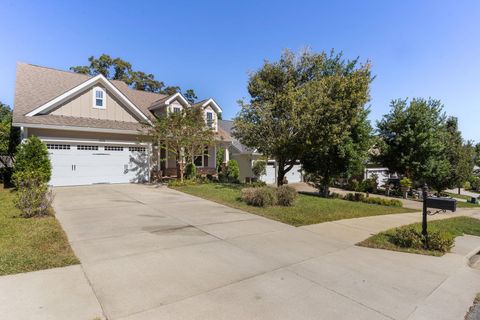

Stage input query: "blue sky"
[{"left": 0, "top": 0, "right": 479, "bottom": 142}]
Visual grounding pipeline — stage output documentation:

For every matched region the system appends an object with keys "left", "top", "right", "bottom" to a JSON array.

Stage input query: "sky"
[{"left": 0, "top": 0, "right": 479, "bottom": 142}]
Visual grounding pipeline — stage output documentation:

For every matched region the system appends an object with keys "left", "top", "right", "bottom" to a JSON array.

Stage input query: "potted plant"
[{"left": 400, "top": 177, "right": 412, "bottom": 199}]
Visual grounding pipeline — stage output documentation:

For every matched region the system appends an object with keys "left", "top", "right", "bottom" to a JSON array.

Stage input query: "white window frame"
[
  {"left": 193, "top": 146, "right": 208, "bottom": 168},
  {"left": 206, "top": 111, "right": 214, "bottom": 129},
  {"left": 93, "top": 86, "right": 106, "bottom": 109}
]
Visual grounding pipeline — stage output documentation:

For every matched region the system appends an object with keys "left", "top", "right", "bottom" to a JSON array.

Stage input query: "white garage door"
[
  {"left": 260, "top": 160, "right": 303, "bottom": 184},
  {"left": 46, "top": 143, "right": 149, "bottom": 186}
]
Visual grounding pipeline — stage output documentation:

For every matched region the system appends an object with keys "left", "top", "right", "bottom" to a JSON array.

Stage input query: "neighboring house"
[
  {"left": 218, "top": 119, "right": 303, "bottom": 184},
  {"left": 12, "top": 63, "right": 231, "bottom": 186},
  {"left": 364, "top": 166, "right": 398, "bottom": 187}
]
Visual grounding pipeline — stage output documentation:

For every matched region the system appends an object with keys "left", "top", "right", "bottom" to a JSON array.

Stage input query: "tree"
[
  {"left": 0, "top": 102, "right": 20, "bottom": 172},
  {"left": 13, "top": 136, "right": 52, "bottom": 184},
  {"left": 71, "top": 54, "right": 196, "bottom": 97},
  {"left": 183, "top": 89, "right": 197, "bottom": 104},
  {"left": 302, "top": 108, "right": 373, "bottom": 197},
  {"left": 377, "top": 98, "right": 446, "bottom": 182},
  {"left": 145, "top": 106, "right": 214, "bottom": 182},
  {"left": 234, "top": 49, "right": 372, "bottom": 189}
]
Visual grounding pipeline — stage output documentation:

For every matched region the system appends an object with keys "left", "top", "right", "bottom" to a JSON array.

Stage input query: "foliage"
[
  {"left": 167, "top": 179, "right": 197, "bottom": 187},
  {"left": 377, "top": 98, "right": 446, "bottom": 181},
  {"left": 388, "top": 226, "right": 453, "bottom": 252},
  {"left": 400, "top": 177, "right": 412, "bottom": 188},
  {"left": 226, "top": 159, "right": 240, "bottom": 183},
  {"left": 358, "top": 217, "right": 480, "bottom": 256},
  {"left": 13, "top": 136, "right": 51, "bottom": 184},
  {"left": 252, "top": 160, "right": 266, "bottom": 178},
  {"left": 463, "top": 181, "right": 471, "bottom": 190},
  {"left": 145, "top": 106, "right": 214, "bottom": 182},
  {"left": 241, "top": 187, "right": 276, "bottom": 207},
  {"left": 234, "top": 49, "right": 372, "bottom": 186},
  {"left": 70, "top": 54, "right": 196, "bottom": 97},
  {"left": 184, "top": 163, "right": 196, "bottom": 180},
  {"left": 469, "top": 176, "right": 480, "bottom": 191},
  {"left": 343, "top": 192, "right": 402, "bottom": 207},
  {"left": 276, "top": 185, "right": 297, "bottom": 206},
  {"left": 359, "top": 177, "right": 378, "bottom": 193},
  {"left": 0, "top": 102, "right": 20, "bottom": 174},
  {"left": 13, "top": 171, "right": 54, "bottom": 218},
  {"left": 216, "top": 147, "right": 225, "bottom": 173}
]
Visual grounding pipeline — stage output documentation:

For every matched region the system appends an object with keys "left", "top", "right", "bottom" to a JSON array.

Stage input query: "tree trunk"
[
  {"left": 458, "top": 187, "right": 461, "bottom": 195},
  {"left": 319, "top": 184, "right": 329, "bottom": 198},
  {"left": 277, "top": 167, "right": 285, "bottom": 186}
]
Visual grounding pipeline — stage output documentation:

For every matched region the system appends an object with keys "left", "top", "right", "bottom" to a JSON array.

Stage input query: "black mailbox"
[{"left": 426, "top": 197, "right": 456, "bottom": 212}]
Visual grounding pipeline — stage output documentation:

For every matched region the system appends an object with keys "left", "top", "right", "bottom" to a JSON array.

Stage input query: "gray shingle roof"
[
  {"left": 218, "top": 119, "right": 255, "bottom": 154},
  {"left": 13, "top": 63, "right": 232, "bottom": 142}
]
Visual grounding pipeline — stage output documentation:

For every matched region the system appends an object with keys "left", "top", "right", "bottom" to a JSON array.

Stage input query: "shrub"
[
  {"left": 185, "top": 163, "right": 196, "bottom": 180},
  {"left": 347, "top": 179, "right": 360, "bottom": 191},
  {"left": 363, "top": 197, "right": 403, "bottom": 207},
  {"left": 360, "top": 178, "right": 378, "bottom": 193},
  {"left": 168, "top": 179, "right": 197, "bottom": 187},
  {"left": 241, "top": 187, "right": 276, "bottom": 207},
  {"left": 329, "top": 192, "right": 342, "bottom": 199},
  {"left": 13, "top": 136, "right": 51, "bottom": 184},
  {"left": 249, "top": 180, "right": 267, "bottom": 188},
  {"left": 388, "top": 226, "right": 454, "bottom": 252},
  {"left": 344, "top": 193, "right": 355, "bottom": 201},
  {"left": 354, "top": 192, "right": 365, "bottom": 202},
  {"left": 276, "top": 185, "right": 297, "bottom": 206},
  {"left": 463, "top": 181, "right": 471, "bottom": 191},
  {"left": 226, "top": 159, "right": 240, "bottom": 183},
  {"left": 206, "top": 174, "right": 214, "bottom": 182},
  {"left": 14, "top": 171, "right": 54, "bottom": 218},
  {"left": 252, "top": 160, "right": 266, "bottom": 178},
  {"left": 400, "top": 177, "right": 412, "bottom": 188}
]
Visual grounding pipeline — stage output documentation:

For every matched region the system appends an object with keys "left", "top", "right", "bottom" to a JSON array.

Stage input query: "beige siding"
[
  {"left": 51, "top": 85, "right": 138, "bottom": 122},
  {"left": 28, "top": 128, "right": 143, "bottom": 143}
]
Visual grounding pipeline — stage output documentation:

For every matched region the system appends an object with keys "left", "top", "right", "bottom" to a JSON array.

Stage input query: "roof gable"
[{"left": 25, "top": 73, "right": 150, "bottom": 123}]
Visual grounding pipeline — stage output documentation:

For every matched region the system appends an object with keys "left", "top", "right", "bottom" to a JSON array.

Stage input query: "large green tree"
[
  {"left": 377, "top": 98, "right": 446, "bottom": 181},
  {"left": 0, "top": 102, "right": 20, "bottom": 170},
  {"left": 234, "top": 49, "right": 372, "bottom": 188},
  {"left": 71, "top": 54, "right": 196, "bottom": 100}
]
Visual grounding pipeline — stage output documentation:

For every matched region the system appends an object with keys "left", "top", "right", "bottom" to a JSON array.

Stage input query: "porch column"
[{"left": 224, "top": 147, "right": 230, "bottom": 163}]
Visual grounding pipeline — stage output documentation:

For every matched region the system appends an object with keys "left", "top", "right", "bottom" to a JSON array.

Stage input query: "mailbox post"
[{"left": 421, "top": 184, "right": 457, "bottom": 247}]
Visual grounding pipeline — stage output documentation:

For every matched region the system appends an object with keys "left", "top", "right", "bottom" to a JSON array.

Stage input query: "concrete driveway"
[{"left": 54, "top": 184, "right": 480, "bottom": 320}]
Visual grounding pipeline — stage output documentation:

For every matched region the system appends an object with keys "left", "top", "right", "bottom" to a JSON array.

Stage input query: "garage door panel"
[{"left": 47, "top": 142, "right": 148, "bottom": 186}]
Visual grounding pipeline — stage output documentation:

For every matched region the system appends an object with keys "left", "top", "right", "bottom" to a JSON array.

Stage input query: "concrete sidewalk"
[
  {"left": 14, "top": 183, "right": 480, "bottom": 320},
  {"left": 0, "top": 265, "right": 104, "bottom": 320}
]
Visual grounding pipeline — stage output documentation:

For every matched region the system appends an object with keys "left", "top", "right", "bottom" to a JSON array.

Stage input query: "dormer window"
[
  {"left": 93, "top": 87, "right": 106, "bottom": 109},
  {"left": 173, "top": 107, "right": 181, "bottom": 113},
  {"left": 206, "top": 112, "right": 214, "bottom": 128}
]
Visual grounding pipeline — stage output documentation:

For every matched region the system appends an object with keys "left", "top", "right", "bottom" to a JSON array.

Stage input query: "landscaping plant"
[
  {"left": 13, "top": 171, "right": 54, "bottom": 218},
  {"left": 252, "top": 160, "right": 266, "bottom": 179},
  {"left": 241, "top": 186, "right": 276, "bottom": 207},
  {"left": 276, "top": 185, "right": 297, "bottom": 206},
  {"left": 226, "top": 159, "right": 240, "bottom": 183},
  {"left": 184, "top": 162, "right": 196, "bottom": 180},
  {"left": 13, "top": 136, "right": 51, "bottom": 183}
]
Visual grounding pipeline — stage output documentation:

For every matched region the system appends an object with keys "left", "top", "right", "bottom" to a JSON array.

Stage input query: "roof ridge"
[{"left": 18, "top": 62, "right": 92, "bottom": 78}]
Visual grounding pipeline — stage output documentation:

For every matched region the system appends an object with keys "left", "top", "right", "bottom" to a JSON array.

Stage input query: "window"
[
  {"left": 129, "top": 146, "right": 146, "bottom": 152},
  {"left": 104, "top": 146, "right": 123, "bottom": 151},
  {"left": 47, "top": 144, "right": 70, "bottom": 150},
  {"left": 77, "top": 145, "right": 98, "bottom": 151},
  {"left": 93, "top": 87, "right": 106, "bottom": 109},
  {"left": 194, "top": 146, "right": 209, "bottom": 167},
  {"left": 206, "top": 112, "right": 214, "bottom": 128},
  {"left": 173, "top": 107, "right": 181, "bottom": 113}
]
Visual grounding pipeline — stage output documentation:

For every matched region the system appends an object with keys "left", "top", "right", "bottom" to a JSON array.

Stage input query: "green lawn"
[
  {"left": 171, "top": 183, "right": 417, "bottom": 226},
  {"left": 445, "top": 192, "right": 473, "bottom": 201},
  {"left": 0, "top": 187, "right": 79, "bottom": 275},
  {"left": 358, "top": 216, "right": 480, "bottom": 256}
]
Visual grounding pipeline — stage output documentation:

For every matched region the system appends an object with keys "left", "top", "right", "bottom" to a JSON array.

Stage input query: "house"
[
  {"left": 12, "top": 63, "right": 231, "bottom": 186},
  {"left": 218, "top": 119, "right": 303, "bottom": 184}
]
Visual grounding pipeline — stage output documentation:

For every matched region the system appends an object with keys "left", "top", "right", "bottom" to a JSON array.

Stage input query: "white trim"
[
  {"left": 92, "top": 86, "right": 106, "bottom": 109},
  {"left": 165, "top": 92, "right": 190, "bottom": 107},
  {"left": 201, "top": 98, "right": 222, "bottom": 113},
  {"left": 13, "top": 122, "right": 142, "bottom": 135},
  {"left": 39, "top": 137, "right": 149, "bottom": 146},
  {"left": 25, "top": 74, "right": 151, "bottom": 124}
]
